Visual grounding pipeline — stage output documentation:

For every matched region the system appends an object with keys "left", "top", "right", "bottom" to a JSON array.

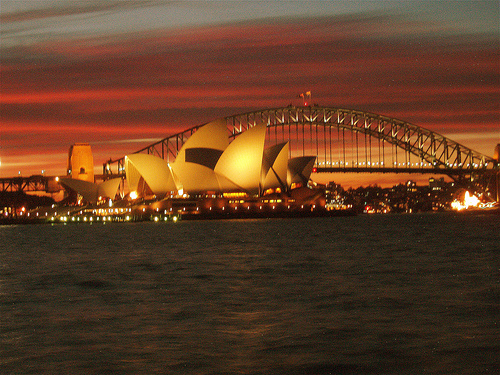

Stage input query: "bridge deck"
[{"left": 314, "top": 167, "right": 498, "bottom": 176}]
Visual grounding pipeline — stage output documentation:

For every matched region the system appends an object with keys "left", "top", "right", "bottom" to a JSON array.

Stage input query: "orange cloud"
[{"left": 1, "top": 16, "right": 498, "bottom": 183}]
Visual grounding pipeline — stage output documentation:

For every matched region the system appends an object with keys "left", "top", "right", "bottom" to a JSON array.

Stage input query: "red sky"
[{"left": 1, "top": 1, "right": 498, "bottom": 188}]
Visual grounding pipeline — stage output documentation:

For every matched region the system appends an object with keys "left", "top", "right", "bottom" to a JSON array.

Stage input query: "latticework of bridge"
[{"left": 105, "top": 105, "right": 498, "bottom": 181}]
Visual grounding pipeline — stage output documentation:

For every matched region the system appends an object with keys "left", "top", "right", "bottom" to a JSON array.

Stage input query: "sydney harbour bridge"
[
  {"left": 2, "top": 105, "right": 498, "bottom": 200},
  {"left": 102, "top": 105, "right": 499, "bottom": 200}
]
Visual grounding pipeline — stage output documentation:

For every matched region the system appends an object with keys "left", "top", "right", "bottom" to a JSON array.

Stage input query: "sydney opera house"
[{"left": 50, "top": 120, "right": 325, "bottom": 221}]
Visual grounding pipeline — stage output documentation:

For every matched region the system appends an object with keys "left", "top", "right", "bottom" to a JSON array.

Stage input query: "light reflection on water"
[{"left": 1, "top": 213, "right": 498, "bottom": 374}]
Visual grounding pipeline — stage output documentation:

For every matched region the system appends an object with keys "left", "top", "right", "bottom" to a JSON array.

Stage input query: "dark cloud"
[{"left": 0, "top": 0, "right": 152, "bottom": 23}]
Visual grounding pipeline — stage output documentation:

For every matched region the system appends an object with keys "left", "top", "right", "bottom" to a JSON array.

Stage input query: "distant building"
[
  {"left": 325, "top": 181, "right": 350, "bottom": 210},
  {"left": 406, "top": 180, "right": 417, "bottom": 192},
  {"left": 429, "top": 177, "right": 445, "bottom": 191}
]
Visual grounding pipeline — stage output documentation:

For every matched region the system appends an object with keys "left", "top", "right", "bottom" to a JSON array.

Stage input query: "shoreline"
[
  {"left": 3, "top": 206, "right": 499, "bottom": 226},
  {"left": 0, "top": 208, "right": 356, "bottom": 225}
]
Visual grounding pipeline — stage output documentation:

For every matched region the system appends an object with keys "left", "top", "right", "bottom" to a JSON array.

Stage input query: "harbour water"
[{"left": 1, "top": 212, "right": 498, "bottom": 374}]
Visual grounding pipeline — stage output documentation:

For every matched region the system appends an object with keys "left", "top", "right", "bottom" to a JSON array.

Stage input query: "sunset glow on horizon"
[{"left": 1, "top": 1, "right": 498, "bottom": 187}]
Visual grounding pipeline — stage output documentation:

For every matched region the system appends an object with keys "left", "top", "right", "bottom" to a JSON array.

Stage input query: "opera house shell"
[
  {"left": 60, "top": 177, "right": 122, "bottom": 204},
  {"left": 124, "top": 120, "right": 316, "bottom": 199}
]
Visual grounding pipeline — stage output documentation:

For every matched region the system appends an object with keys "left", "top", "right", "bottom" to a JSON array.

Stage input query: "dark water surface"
[{"left": 1, "top": 213, "right": 498, "bottom": 374}]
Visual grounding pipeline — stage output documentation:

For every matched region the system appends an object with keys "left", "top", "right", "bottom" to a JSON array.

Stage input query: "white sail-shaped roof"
[
  {"left": 98, "top": 178, "right": 122, "bottom": 200},
  {"left": 60, "top": 178, "right": 99, "bottom": 203},
  {"left": 125, "top": 154, "right": 176, "bottom": 197},
  {"left": 214, "top": 173, "right": 242, "bottom": 192},
  {"left": 214, "top": 123, "right": 267, "bottom": 195},
  {"left": 287, "top": 156, "right": 316, "bottom": 186},
  {"left": 171, "top": 162, "right": 224, "bottom": 193},
  {"left": 60, "top": 177, "right": 121, "bottom": 203},
  {"left": 175, "top": 119, "right": 228, "bottom": 166},
  {"left": 171, "top": 119, "right": 229, "bottom": 193},
  {"left": 262, "top": 142, "right": 289, "bottom": 191}
]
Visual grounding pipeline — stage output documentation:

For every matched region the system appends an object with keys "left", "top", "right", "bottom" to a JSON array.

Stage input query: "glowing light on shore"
[
  {"left": 464, "top": 191, "right": 480, "bottom": 207},
  {"left": 451, "top": 191, "right": 496, "bottom": 211},
  {"left": 452, "top": 191, "right": 477, "bottom": 211}
]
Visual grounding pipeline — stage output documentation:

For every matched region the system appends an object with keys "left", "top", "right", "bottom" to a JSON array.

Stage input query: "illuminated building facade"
[{"left": 125, "top": 121, "right": 317, "bottom": 199}]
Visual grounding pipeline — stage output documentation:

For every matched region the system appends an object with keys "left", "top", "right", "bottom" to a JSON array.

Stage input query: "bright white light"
[
  {"left": 464, "top": 191, "right": 480, "bottom": 207},
  {"left": 130, "top": 191, "right": 138, "bottom": 200},
  {"left": 451, "top": 191, "right": 482, "bottom": 211}
]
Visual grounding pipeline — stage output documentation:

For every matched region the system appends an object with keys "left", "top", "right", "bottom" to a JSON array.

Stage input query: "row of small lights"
[
  {"left": 115, "top": 159, "right": 489, "bottom": 174},
  {"left": 54, "top": 216, "right": 116, "bottom": 222},
  {"left": 149, "top": 205, "right": 305, "bottom": 212},
  {"left": 211, "top": 204, "right": 312, "bottom": 211},
  {"left": 315, "top": 161, "right": 487, "bottom": 168},
  {"left": 93, "top": 208, "right": 132, "bottom": 214},
  {"left": 53, "top": 215, "right": 179, "bottom": 223},
  {"left": 38, "top": 202, "right": 319, "bottom": 222},
  {"left": 153, "top": 216, "right": 179, "bottom": 222}
]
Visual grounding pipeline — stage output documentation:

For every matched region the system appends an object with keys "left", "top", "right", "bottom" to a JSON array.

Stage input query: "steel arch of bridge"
[{"left": 104, "top": 105, "right": 498, "bottom": 179}]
